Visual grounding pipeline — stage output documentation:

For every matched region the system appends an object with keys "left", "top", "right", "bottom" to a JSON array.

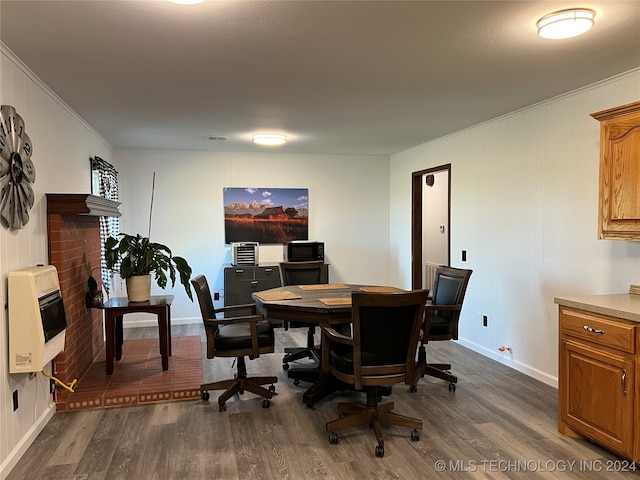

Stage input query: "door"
[{"left": 411, "top": 165, "right": 450, "bottom": 290}]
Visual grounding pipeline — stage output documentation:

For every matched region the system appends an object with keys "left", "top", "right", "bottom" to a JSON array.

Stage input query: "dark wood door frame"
[{"left": 411, "top": 164, "right": 451, "bottom": 290}]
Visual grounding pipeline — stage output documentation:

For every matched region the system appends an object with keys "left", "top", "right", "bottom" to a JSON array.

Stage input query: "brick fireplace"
[{"left": 46, "top": 194, "right": 120, "bottom": 410}]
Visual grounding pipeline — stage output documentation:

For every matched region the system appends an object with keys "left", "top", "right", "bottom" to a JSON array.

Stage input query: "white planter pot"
[{"left": 126, "top": 275, "right": 152, "bottom": 302}]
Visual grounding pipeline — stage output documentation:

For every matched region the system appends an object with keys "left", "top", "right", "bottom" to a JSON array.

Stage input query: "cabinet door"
[
  {"left": 224, "top": 267, "right": 252, "bottom": 306},
  {"left": 592, "top": 103, "right": 640, "bottom": 240},
  {"left": 561, "top": 339, "right": 634, "bottom": 457},
  {"left": 255, "top": 266, "right": 281, "bottom": 288}
]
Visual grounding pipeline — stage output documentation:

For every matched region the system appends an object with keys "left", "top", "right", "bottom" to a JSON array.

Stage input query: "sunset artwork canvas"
[{"left": 223, "top": 187, "right": 309, "bottom": 244}]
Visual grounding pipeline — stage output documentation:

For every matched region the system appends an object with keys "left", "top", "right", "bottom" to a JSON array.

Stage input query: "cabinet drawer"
[
  {"left": 560, "top": 307, "right": 636, "bottom": 353},
  {"left": 224, "top": 267, "right": 254, "bottom": 281},
  {"left": 255, "top": 266, "right": 280, "bottom": 282}
]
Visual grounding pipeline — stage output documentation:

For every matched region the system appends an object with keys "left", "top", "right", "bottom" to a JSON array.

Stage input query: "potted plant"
[{"left": 104, "top": 233, "right": 193, "bottom": 302}]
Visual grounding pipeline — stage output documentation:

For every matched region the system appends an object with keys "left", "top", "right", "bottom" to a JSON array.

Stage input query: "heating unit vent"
[{"left": 425, "top": 262, "right": 441, "bottom": 293}]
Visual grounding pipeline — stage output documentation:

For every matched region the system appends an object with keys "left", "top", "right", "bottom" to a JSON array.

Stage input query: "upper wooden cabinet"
[{"left": 591, "top": 101, "right": 640, "bottom": 241}]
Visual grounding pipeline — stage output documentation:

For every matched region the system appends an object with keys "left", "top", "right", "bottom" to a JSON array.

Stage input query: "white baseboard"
[
  {"left": 1, "top": 402, "right": 56, "bottom": 480},
  {"left": 456, "top": 337, "right": 558, "bottom": 388}
]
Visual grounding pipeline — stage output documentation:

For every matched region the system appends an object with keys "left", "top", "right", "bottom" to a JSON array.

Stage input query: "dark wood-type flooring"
[{"left": 7, "top": 323, "right": 639, "bottom": 479}]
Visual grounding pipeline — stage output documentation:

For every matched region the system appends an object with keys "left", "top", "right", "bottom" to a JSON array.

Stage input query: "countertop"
[{"left": 554, "top": 293, "right": 640, "bottom": 323}]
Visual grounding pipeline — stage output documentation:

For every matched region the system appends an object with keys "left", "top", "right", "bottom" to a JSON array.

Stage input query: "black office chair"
[
  {"left": 191, "top": 274, "right": 277, "bottom": 411},
  {"left": 279, "top": 261, "right": 326, "bottom": 372},
  {"left": 413, "top": 266, "right": 472, "bottom": 392},
  {"left": 323, "top": 289, "right": 429, "bottom": 457}
]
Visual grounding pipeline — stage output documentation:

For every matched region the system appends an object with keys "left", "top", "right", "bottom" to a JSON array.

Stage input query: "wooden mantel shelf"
[{"left": 46, "top": 193, "right": 121, "bottom": 217}]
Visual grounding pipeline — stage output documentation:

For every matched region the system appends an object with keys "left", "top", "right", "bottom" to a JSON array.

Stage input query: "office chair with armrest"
[
  {"left": 323, "top": 289, "right": 429, "bottom": 457},
  {"left": 191, "top": 274, "right": 277, "bottom": 411},
  {"left": 279, "top": 261, "right": 326, "bottom": 373},
  {"left": 412, "top": 266, "right": 472, "bottom": 392}
]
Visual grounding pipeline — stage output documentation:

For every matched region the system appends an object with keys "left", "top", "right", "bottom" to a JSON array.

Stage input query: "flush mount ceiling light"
[
  {"left": 537, "top": 8, "right": 595, "bottom": 39},
  {"left": 252, "top": 134, "right": 287, "bottom": 146},
  {"left": 168, "top": 0, "right": 204, "bottom": 5}
]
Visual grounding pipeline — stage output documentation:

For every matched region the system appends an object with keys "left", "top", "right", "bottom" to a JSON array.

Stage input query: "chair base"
[
  {"left": 283, "top": 325, "right": 319, "bottom": 366},
  {"left": 414, "top": 345, "right": 457, "bottom": 389},
  {"left": 283, "top": 346, "right": 320, "bottom": 386},
  {"left": 200, "top": 356, "right": 277, "bottom": 411},
  {"left": 326, "top": 387, "right": 422, "bottom": 456},
  {"left": 282, "top": 346, "right": 320, "bottom": 364},
  {"left": 423, "top": 363, "right": 457, "bottom": 383}
]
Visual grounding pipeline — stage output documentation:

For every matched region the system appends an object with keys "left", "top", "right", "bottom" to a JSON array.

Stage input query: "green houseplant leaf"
[{"left": 104, "top": 233, "right": 193, "bottom": 301}]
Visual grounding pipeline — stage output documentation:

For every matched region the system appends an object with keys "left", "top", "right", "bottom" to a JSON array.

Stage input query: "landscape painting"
[{"left": 224, "top": 187, "right": 309, "bottom": 244}]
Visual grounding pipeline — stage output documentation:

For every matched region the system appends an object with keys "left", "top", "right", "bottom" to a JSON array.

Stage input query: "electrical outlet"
[
  {"left": 50, "top": 379, "right": 56, "bottom": 394},
  {"left": 214, "top": 292, "right": 220, "bottom": 301},
  {"left": 462, "top": 250, "right": 467, "bottom": 262},
  {"left": 12, "top": 390, "right": 18, "bottom": 411},
  {"left": 482, "top": 315, "right": 488, "bottom": 327}
]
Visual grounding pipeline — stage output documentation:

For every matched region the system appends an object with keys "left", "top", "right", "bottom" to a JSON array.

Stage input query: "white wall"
[
  {"left": 0, "top": 47, "right": 112, "bottom": 479},
  {"left": 111, "top": 150, "right": 391, "bottom": 325},
  {"left": 389, "top": 68, "right": 640, "bottom": 387}
]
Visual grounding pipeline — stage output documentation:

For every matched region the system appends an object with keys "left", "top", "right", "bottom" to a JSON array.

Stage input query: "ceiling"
[{"left": 1, "top": 1, "right": 639, "bottom": 157}]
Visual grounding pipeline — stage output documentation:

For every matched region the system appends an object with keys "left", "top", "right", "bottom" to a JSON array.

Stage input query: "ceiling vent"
[{"left": 208, "top": 136, "right": 228, "bottom": 141}]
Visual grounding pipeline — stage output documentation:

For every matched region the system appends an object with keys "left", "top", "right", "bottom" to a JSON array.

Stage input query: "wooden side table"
[{"left": 101, "top": 295, "right": 173, "bottom": 375}]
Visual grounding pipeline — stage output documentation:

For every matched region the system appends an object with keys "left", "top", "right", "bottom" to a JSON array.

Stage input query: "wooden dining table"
[{"left": 252, "top": 283, "right": 404, "bottom": 407}]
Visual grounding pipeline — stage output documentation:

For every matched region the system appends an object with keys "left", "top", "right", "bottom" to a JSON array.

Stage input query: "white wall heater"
[
  {"left": 424, "top": 262, "right": 441, "bottom": 293},
  {"left": 9, "top": 265, "right": 67, "bottom": 374}
]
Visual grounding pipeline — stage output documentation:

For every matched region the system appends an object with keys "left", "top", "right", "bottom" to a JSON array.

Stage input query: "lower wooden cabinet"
[{"left": 558, "top": 306, "right": 638, "bottom": 461}]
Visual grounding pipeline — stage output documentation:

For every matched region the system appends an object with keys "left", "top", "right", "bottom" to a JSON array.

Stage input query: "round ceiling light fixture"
[
  {"left": 252, "top": 134, "right": 287, "bottom": 146},
  {"left": 168, "top": 0, "right": 205, "bottom": 5},
  {"left": 537, "top": 8, "right": 595, "bottom": 39}
]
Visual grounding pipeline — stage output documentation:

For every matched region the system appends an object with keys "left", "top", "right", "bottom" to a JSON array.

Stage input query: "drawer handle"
[
  {"left": 235, "top": 269, "right": 244, "bottom": 276},
  {"left": 622, "top": 369, "right": 627, "bottom": 396},
  {"left": 264, "top": 268, "right": 273, "bottom": 274},
  {"left": 583, "top": 325, "right": 605, "bottom": 334},
  {"left": 250, "top": 281, "right": 259, "bottom": 288}
]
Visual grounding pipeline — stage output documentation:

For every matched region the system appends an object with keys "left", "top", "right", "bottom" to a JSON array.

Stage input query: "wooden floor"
[{"left": 7, "top": 324, "right": 639, "bottom": 480}]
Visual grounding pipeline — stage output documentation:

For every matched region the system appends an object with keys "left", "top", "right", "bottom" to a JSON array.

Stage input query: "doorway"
[{"left": 411, "top": 164, "right": 451, "bottom": 290}]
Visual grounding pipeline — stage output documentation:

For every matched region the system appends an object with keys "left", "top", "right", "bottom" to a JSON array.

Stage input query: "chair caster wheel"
[
  {"left": 449, "top": 383, "right": 456, "bottom": 392},
  {"left": 219, "top": 403, "right": 227, "bottom": 412},
  {"left": 269, "top": 385, "right": 276, "bottom": 394},
  {"left": 201, "top": 391, "right": 210, "bottom": 401},
  {"left": 409, "top": 385, "right": 417, "bottom": 393},
  {"left": 282, "top": 363, "right": 289, "bottom": 371},
  {"left": 305, "top": 401, "right": 314, "bottom": 409},
  {"left": 262, "top": 399, "right": 271, "bottom": 408},
  {"left": 329, "top": 432, "right": 339, "bottom": 444},
  {"left": 411, "top": 429, "right": 421, "bottom": 441},
  {"left": 375, "top": 445, "right": 384, "bottom": 457},
  {"left": 293, "top": 379, "right": 300, "bottom": 386}
]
